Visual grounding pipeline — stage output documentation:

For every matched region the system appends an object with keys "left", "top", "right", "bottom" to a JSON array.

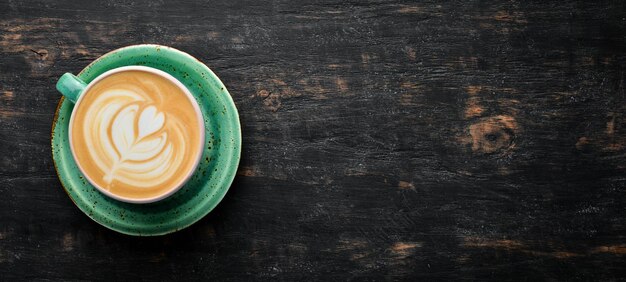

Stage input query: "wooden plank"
[{"left": 0, "top": 0, "right": 625, "bottom": 280}]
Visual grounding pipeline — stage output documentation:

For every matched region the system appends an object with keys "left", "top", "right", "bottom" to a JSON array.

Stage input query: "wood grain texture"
[{"left": 1, "top": 0, "right": 626, "bottom": 280}]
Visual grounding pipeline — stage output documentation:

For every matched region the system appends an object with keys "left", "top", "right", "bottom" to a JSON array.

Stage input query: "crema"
[{"left": 70, "top": 70, "right": 203, "bottom": 201}]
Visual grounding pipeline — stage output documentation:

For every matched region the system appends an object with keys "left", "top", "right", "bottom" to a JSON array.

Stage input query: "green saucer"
[{"left": 51, "top": 45, "right": 241, "bottom": 236}]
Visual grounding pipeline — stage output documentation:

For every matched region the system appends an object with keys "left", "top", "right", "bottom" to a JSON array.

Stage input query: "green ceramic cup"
[
  {"left": 56, "top": 66, "right": 206, "bottom": 204},
  {"left": 51, "top": 45, "right": 241, "bottom": 235}
]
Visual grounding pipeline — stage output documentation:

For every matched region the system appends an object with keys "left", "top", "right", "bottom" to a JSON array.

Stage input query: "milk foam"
[{"left": 71, "top": 70, "right": 202, "bottom": 200}]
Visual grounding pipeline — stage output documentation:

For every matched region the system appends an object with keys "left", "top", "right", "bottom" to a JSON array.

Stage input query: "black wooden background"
[{"left": 1, "top": 0, "right": 626, "bottom": 280}]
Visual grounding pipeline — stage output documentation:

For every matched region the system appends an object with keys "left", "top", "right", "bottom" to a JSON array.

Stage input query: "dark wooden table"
[{"left": 2, "top": 1, "right": 626, "bottom": 280}]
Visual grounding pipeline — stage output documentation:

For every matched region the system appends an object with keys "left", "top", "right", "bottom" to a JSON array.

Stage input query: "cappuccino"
[{"left": 70, "top": 69, "right": 203, "bottom": 201}]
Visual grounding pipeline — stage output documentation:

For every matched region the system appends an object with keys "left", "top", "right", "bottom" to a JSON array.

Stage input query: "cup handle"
[{"left": 56, "top": 73, "right": 87, "bottom": 103}]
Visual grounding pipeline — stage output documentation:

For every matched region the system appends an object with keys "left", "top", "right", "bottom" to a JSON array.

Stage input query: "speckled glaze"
[{"left": 51, "top": 44, "right": 241, "bottom": 236}]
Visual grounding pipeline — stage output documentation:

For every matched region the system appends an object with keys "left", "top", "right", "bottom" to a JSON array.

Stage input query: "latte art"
[
  {"left": 98, "top": 104, "right": 180, "bottom": 187},
  {"left": 70, "top": 70, "right": 203, "bottom": 201}
]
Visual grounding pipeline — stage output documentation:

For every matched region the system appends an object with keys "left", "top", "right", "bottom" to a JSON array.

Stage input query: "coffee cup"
[{"left": 56, "top": 66, "right": 205, "bottom": 204}]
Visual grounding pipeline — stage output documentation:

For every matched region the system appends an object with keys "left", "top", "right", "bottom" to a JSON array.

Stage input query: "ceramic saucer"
[{"left": 51, "top": 44, "right": 241, "bottom": 236}]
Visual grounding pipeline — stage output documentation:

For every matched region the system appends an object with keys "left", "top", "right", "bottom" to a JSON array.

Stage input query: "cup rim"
[{"left": 68, "top": 65, "right": 206, "bottom": 204}]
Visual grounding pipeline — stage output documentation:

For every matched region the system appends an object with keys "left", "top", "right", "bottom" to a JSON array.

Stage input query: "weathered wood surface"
[{"left": 1, "top": 0, "right": 626, "bottom": 280}]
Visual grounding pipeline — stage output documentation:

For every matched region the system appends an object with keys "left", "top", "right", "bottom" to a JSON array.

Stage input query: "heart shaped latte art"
[
  {"left": 87, "top": 92, "right": 188, "bottom": 190},
  {"left": 102, "top": 104, "right": 171, "bottom": 185}
]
